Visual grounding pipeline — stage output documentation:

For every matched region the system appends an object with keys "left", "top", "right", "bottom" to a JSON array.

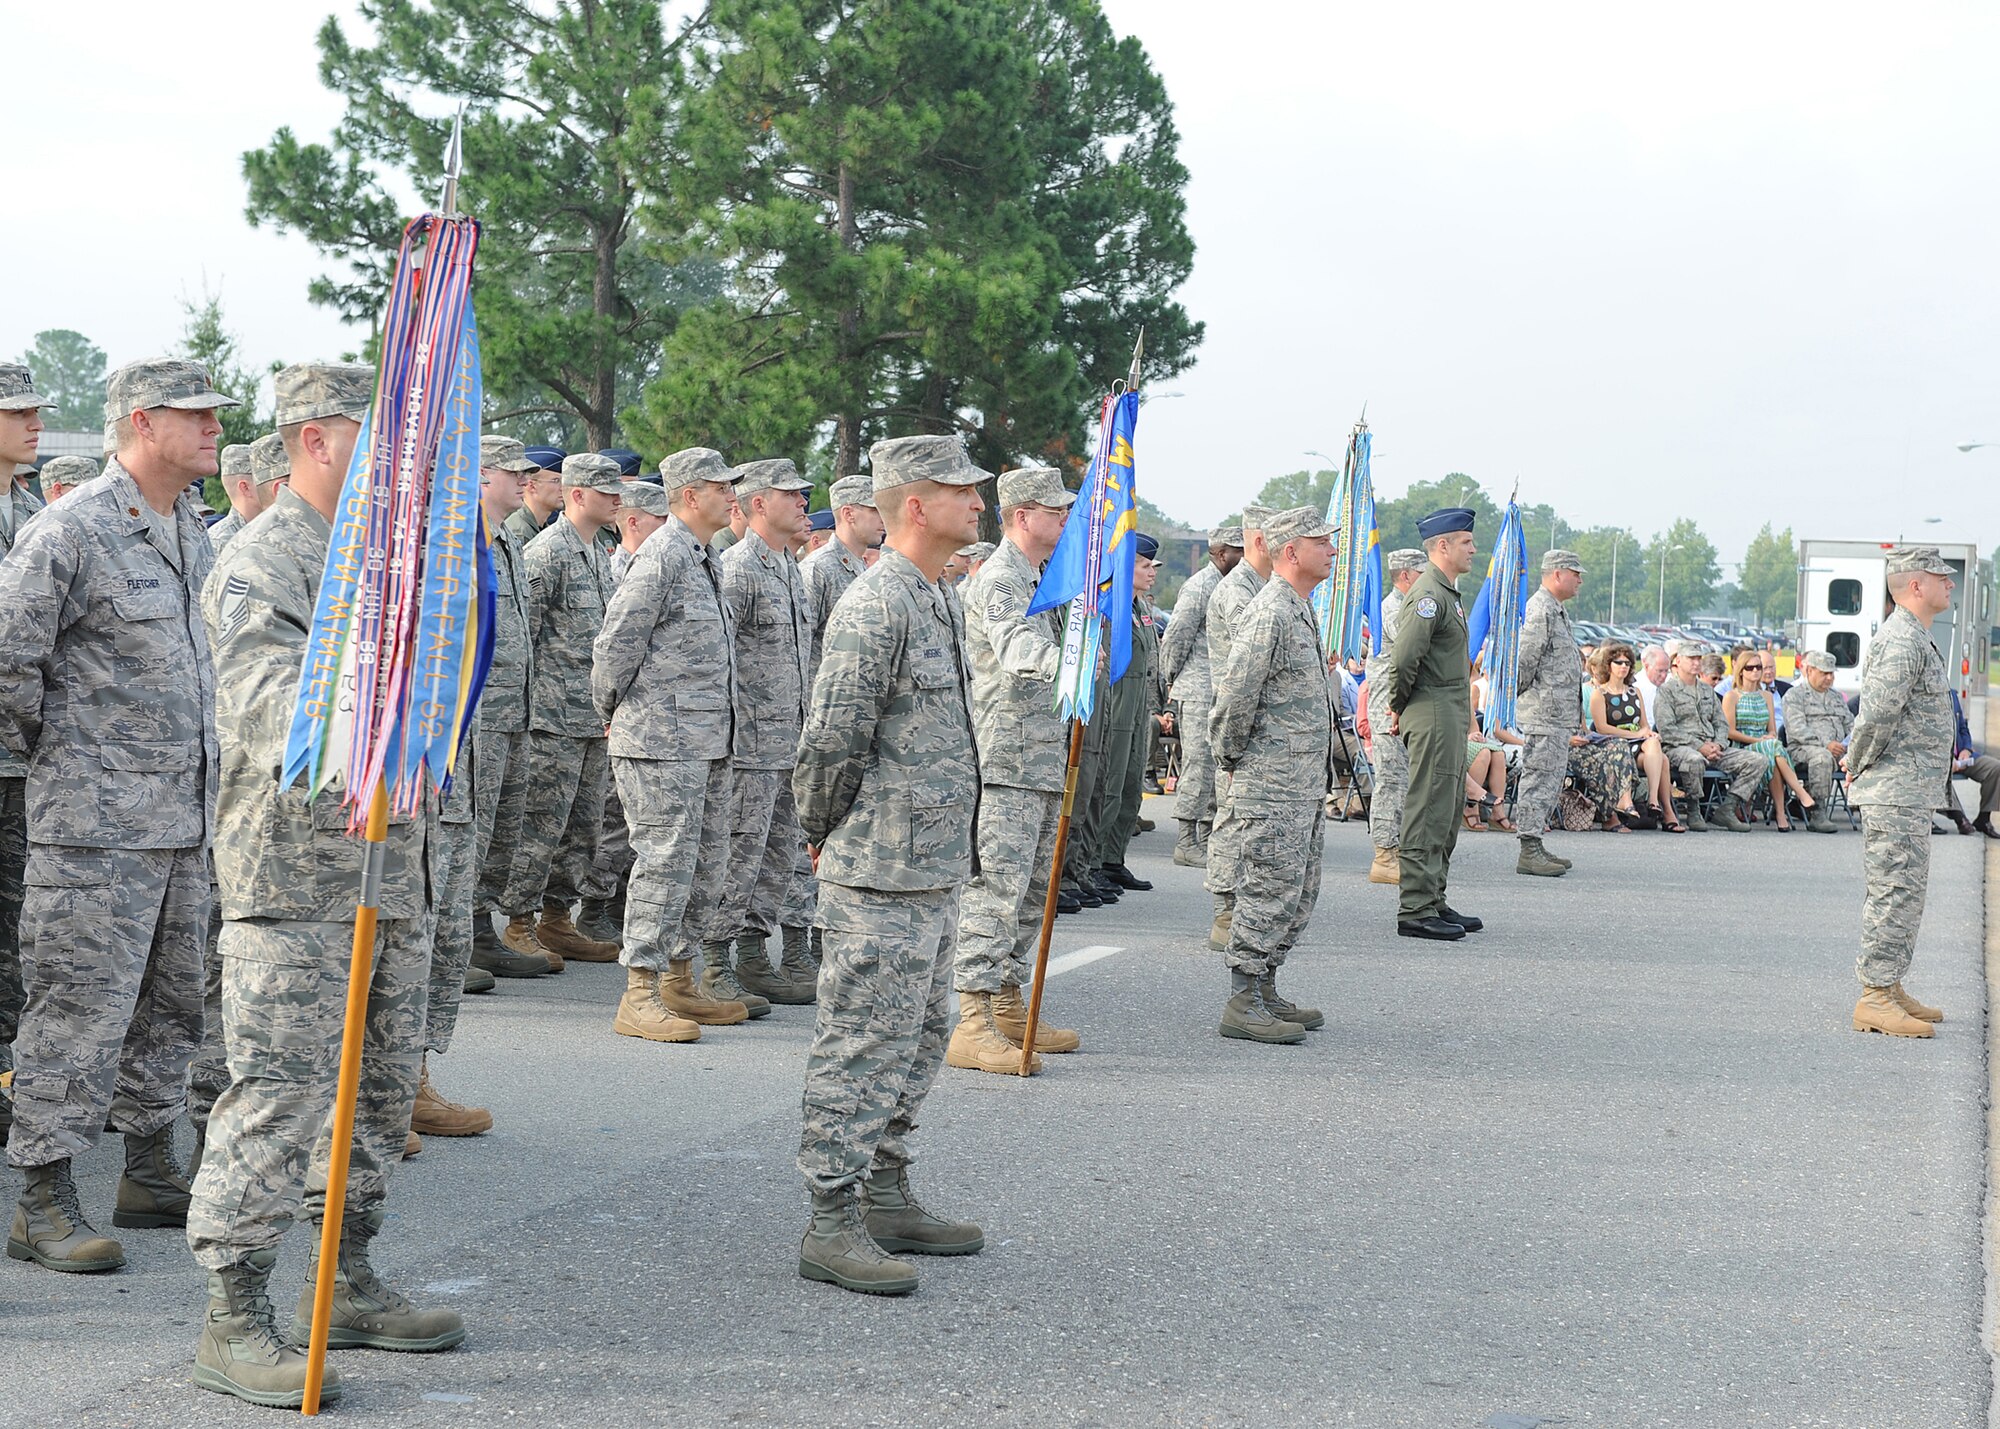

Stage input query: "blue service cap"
[
  {"left": 1135, "top": 533, "right": 1159, "bottom": 560},
  {"left": 599, "top": 448, "right": 643, "bottom": 477},
  {"left": 1416, "top": 507, "right": 1476, "bottom": 541},
  {"left": 807, "top": 509, "right": 836, "bottom": 533},
  {"left": 523, "top": 445, "right": 567, "bottom": 472}
]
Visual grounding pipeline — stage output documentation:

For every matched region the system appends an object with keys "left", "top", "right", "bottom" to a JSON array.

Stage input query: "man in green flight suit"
[{"left": 1386, "top": 507, "right": 1483, "bottom": 941}]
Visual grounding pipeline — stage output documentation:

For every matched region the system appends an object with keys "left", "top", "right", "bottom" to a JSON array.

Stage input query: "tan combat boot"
[
  {"left": 612, "top": 968, "right": 701, "bottom": 1043},
  {"left": 799, "top": 1188, "right": 919, "bottom": 1295},
  {"left": 113, "top": 1125, "right": 194, "bottom": 1228},
  {"left": 1852, "top": 985, "right": 1934, "bottom": 1038},
  {"left": 1889, "top": 982, "right": 1943, "bottom": 1023},
  {"left": 658, "top": 959, "right": 749, "bottom": 1025},
  {"left": 403, "top": 1130, "right": 423, "bottom": 1159},
  {"left": 860, "top": 1164, "right": 983, "bottom": 1255},
  {"left": 503, "top": 913, "right": 562, "bottom": 972},
  {"left": 536, "top": 900, "right": 619, "bottom": 963},
  {"left": 777, "top": 924, "right": 821, "bottom": 1001},
  {"left": 699, "top": 940, "right": 772, "bottom": 1018},
  {"left": 946, "top": 993, "right": 1042, "bottom": 1075},
  {"left": 194, "top": 1248, "right": 338, "bottom": 1408},
  {"left": 1368, "top": 846, "right": 1400, "bottom": 884},
  {"left": 292, "top": 1210, "right": 466, "bottom": 1352},
  {"left": 1208, "top": 898, "right": 1234, "bottom": 953},
  {"left": 1172, "top": 821, "right": 1206, "bottom": 867},
  {"left": 410, "top": 1057, "right": 493, "bottom": 1137},
  {"left": 7, "top": 1159, "right": 124, "bottom": 1272},
  {"left": 990, "top": 983, "right": 1080, "bottom": 1053}
]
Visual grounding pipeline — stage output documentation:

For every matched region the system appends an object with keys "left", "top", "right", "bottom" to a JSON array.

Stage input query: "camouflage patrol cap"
[
  {"left": 105, "top": 357, "right": 240, "bottom": 419},
  {"left": 1387, "top": 547, "right": 1425, "bottom": 574},
  {"left": 869, "top": 435, "right": 991, "bottom": 491},
  {"left": 479, "top": 435, "right": 539, "bottom": 473},
  {"left": 1216, "top": 526, "right": 1244, "bottom": 548},
  {"left": 658, "top": 446, "right": 739, "bottom": 495},
  {"left": 1665, "top": 639, "right": 1706, "bottom": 659},
  {"left": 0, "top": 364, "right": 54, "bottom": 411},
  {"left": 1542, "top": 548, "right": 1585, "bottom": 574},
  {"left": 250, "top": 432, "right": 290, "bottom": 486},
  {"left": 996, "top": 465, "right": 1076, "bottom": 509},
  {"left": 101, "top": 421, "right": 116, "bottom": 458},
  {"left": 1801, "top": 649, "right": 1837, "bottom": 672},
  {"left": 1886, "top": 545, "right": 1952, "bottom": 576},
  {"left": 734, "top": 458, "right": 812, "bottom": 497},
  {"left": 561, "top": 452, "right": 625, "bottom": 491},
  {"left": 1263, "top": 505, "right": 1336, "bottom": 548},
  {"left": 38, "top": 455, "right": 99, "bottom": 490},
  {"left": 1239, "top": 503, "right": 1275, "bottom": 534},
  {"left": 219, "top": 443, "right": 254, "bottom": 479},
  {"left": 956, "top": 540, "right": 996, "bottom": 562},
  {"left": 827, "top": 473, "right": 876, "bottom": 510},
  {"left": 272, "top": 362, "right": 371, "bottom": 427},
  {"left": 618, "top": 480, "right": 673, "bottom": 517}
]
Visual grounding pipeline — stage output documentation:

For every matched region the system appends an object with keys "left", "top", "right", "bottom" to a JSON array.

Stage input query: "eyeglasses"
[{"left": 1610, "top": 657, "right": 1631, "bottom": 665}]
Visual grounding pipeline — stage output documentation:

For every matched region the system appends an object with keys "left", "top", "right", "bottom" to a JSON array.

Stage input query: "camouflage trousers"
[
  {"left": 580, "top": 776, "right": 634, "bottom": 903},
  {"left": 0, "top": 777, "right": 22, "bottom": 1074},
  {"left": 704, "top": 768, "right": 805, "bottom": 944},
  {"left": 188, "top": 892, "right": 226, "bottom": 1129},
  {"left": 1664, "top": 745, "right": 1765, "bottom": 805},
  {"left": 7, "top": 844, "right": 207, "bottom": 1168},
  {"left": 472, "top": 723, "right": 530, "bottom": 916},
  {"left": 1064, "top": 703, "right": 1110, "bottom": 885},
  {"left": 1173, "top": 695, "right": 1217, "bottom": 825},
  {"left": 785, "top": 831, "right": 818, "bottom": 929},
  {"left": 954, "top": 785, "right": 1061, "bottom": 993},
  {"left": 1220, "top": 798, "right": 1324, "bottom": 976},
  {"left": 427, "top": 813, "right": 477, "bottom": 1056},
  {"left": 1856, "top": 805, "right": 1931, "bottom": 988},
  {"left": 1793, "top": 745, "right": 1841, "bottom": 807},
  {"left": 614, "top": 756, "right": 731, "bottom": 972},
  {"left": 185, "top": 912, "right": 430, "bottom": 1270},
  {"left": 799, "top": 881, "right": 959, "bottom": 1195},
  {"left": 1366, "top": 728, "right": 1408, "bottom": 850},
  {"left": 1204, "top": 770, "right": 1240, "bottom": 899},
  {"left": 501, "top": 732, "right": 608, "bottom": 915},
  {"left": 1512, "top": 731, "right": 1569, "bottom": 839}
]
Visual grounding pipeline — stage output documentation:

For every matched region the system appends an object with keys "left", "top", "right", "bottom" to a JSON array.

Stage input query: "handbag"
[{"left": 1558, "top": 785, "right": 1596, "bottom": 833}]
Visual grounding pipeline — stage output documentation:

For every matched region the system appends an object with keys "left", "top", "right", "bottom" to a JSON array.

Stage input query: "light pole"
[
  {"left": 1608, "top": 530, "right": 1626, "bottom": 626},
  {"left": 1656, "top": 543, "right": 1685, "bottom": 625},
  {"left": 1958, "top": 441, "right": 1992, "bottom": 452}
]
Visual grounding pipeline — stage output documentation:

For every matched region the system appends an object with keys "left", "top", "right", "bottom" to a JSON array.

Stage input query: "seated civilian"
[
  {"left": 1588, "top": 642, "right": 1678, "bottom": 830},
  {"left": 1942, "top": 691, "right": 2000, "bottom": 837},
  {"left": 1566, "top": 716, "right": 1645, "bottom": 832},
  {"left": 1464, "top": 698, "right": 1522, "bottom": 832},
  {"left": 1721, "top": 649, "right": 1815, "bottom": 830}
]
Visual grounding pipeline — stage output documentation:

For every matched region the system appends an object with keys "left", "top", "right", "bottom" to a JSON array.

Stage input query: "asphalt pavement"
[{"left": 1, "top": 801, "right": 1989, "bottom": 1427}]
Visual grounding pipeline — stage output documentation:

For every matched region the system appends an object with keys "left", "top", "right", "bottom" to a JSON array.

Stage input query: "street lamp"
[
  {"left": 1656, "top": 543, "right": 1685, "bottom": 625},
  {"left": 1957, "top": 441, "right": 1992, "bottom": 452},
  {"left": 1608, "top": 530, "right": 1627, "bottom": 626}
]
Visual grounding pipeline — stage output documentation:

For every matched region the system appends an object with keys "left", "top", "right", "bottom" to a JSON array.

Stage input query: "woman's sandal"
[{"left": 1464, "top": 803, "right": 1485, "bottom": 832}]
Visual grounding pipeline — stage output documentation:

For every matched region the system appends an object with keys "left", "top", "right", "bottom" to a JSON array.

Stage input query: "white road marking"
[{"left": 1045, "top": 944, "right": 1124, "bottom": 978}]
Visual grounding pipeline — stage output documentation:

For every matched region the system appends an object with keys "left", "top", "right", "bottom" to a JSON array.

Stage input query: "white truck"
[{"left": 1796, "top": 539, "right": 1991, "bottom": 698}]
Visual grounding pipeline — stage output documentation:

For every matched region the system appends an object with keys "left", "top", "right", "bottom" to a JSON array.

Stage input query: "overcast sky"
[{"left": 9, "top": 1, "right": 1998, "bottom": 570}]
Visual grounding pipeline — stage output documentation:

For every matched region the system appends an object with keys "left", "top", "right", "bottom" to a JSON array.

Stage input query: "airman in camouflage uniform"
[
  {"left": 706, "top": 458, "right": 819, "bottom": 1008},
  {"left": 1159, "top": 527, "right": 1240, "bottom": 867},
  {"left": 1511, "top": 550, "right": 1586, "bottom": 876},
  {"left": 1364, "top": 548, "right": 1425, "bottom": 883},
  {"left": 1201, "top": 505, "right": 1273, "bottom": 950},
  {"left": 39, "top": 455, "right": 97, "bottom": 501},
  {"left": 470, "top": 442, "right": 553, "bottom": 980},
  {"left": 207, "top": 445, "right": 254, "bottom": 552},
  {"left": 1209, "top": 506, "right": 1337, "bottom": 1045},
  {"left": 1655, "top": 644, "right": 1763, "bottom": 831},
  {"left": 1846, "top": 547, "right": 1957, "bottom": 1038},
  {"left": 501, "top": 445, "right": 564, "bottom": 546},
  {"left": 795, "top": 433, "right": 988, "bottom": 1296},
  {"left": 578, "top": 478, "right": 675, "bottom": 945},
  {"left": 0, "top": 364, "right": 52, "bottom": 1144},
  {"left": 949, "top": 466, "right": 1082, "bottom": 1075},
  {"left": 1782, "top": 649, "right": 1852, "bottom": 833},
  {"left": 186, "top": 363, "right": 462, "bottom": 1408},
  {"left": 594, "top": 447, "right": 750, "bottom": 1041},
  {"left": 499, "top": 454, "right": 624, "bottom": 964},
  {"left": 0, "top": 359, "right": 229, "bottom": 1274},
  {"left": 800, "top": 472, "right": 881, "bottom": 686}
]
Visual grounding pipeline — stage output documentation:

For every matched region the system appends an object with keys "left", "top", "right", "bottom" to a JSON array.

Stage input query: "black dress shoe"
[
  {"left": 1438, "top": 905, "right": 1483, "bottom": 933},
  {"left": 1976, "top": 814, "right": 2000, "bottom": 840},
  {"left": 1056, "top": 889, "right": 1083, "bottom": 914},
  {"left": 1067, "top": 882, "right": 1102, "bottom": 909},
  {"left": 1088, "top": 876, "right": 1121, "bottom": 904},
  {"left": 1952, "top": 810, "right": 1977, "bottom": 835},
  {"left": 1102, "top": 863, "right": 1152, "bottom": 891},
  {"left": 1397, "top": 917, "right": 1465, "bottom": 941}
]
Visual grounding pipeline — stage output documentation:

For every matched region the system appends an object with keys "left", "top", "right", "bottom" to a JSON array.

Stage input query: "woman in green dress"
[{"left": 1722, "top": 649, "right": 1816, "bottom": 830}]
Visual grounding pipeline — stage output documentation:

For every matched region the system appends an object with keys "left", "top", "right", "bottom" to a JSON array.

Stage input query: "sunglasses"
[{"left": 1610, "top": 657, "right": 1631, "bottom": 665}]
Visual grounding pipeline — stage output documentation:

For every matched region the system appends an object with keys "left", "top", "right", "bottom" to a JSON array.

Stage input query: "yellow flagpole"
[{"left": 301, "top": 780, "right": 390, "bottom": 1416}]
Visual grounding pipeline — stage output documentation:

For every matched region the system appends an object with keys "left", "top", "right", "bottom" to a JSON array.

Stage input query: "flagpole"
[
  {"left": 303, "top": 110, "right": 465, "bottom": 1415},
  {"left": 1019, "top": 331, "right": 1144, "bottom": 1075}
]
